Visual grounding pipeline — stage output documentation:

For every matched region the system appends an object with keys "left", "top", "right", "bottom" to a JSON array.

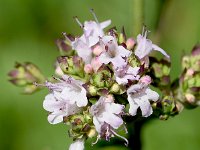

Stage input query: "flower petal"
[
  {"left": 106, "top": 103, "right": 125, "bottom": 115},
  {"left": 93, "top": 116, "right": 101, "bottom": 133},
  {"left": 117, "top": 45, "right": 131, "bottom": 58},
  {"left": 152, "top": 44, "right": 170, "bottom": 59},
  {"left": 127, "top": 84, "right": 143, "bottom": 94},
  {"left": 145, "top": 88, "right": 159, "bottom": 102},
  {"left": 136, "top": 97, "right": 152, "bottom": 117},
  {"left": 101, "top": 112, "right": 123, "bottom": 129},
  {"left": 100, "top": 20, "right": 111, "bottom": 29},
  {"left": 72, "top": 38, "right": 92, "bottom": 64},
  {"left": 61, "top": 86, "right": 88, "bottom": 107},
  {"left": 127, "top": 95, "right": 139, "bottom": 116},
  {"left": 47, "top": 113, "right": 63, "bottom": 124},
  {"left": 69, "top": 139, "right": 84, "bottom": 150},
  {"left": 135, "top": 34, "right": 152, "bottom": 59},
  {"left": 43, "top": 93, "right": 63, "bottom": 112}
]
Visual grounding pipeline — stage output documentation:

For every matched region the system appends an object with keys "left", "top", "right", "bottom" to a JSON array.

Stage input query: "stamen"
[
  {"left": 33, "top": 82, "right": 45, "bottom": 87},
  {"left": 142, "top": 26, "right": 150, "bottom": 38},
  {"left": 105, "top": 125, "right": 110, "bottom": 141},
  {"left": 111, "top": 129, "right": 129, "bottom": 147},
  {"left": 52, "top": 75, "right": 64, "bottom": 82},
  {"left": 62, "top": 32, "right": 72, "bottom": 43},
  {"left": 91, "top": 135, "right": 100, "bottom": 146},
  {"left": 90, "top": 9, "right": 99, "bottom": 23},
  {"left": 123, "top": 123, "right": 128, "bottom": 134},
  {"left": 98, "top": 36, "right": 105, "bottom": 48},
  {"left": 142, "top": 26, "right": 145, "bottom": 36},
  {"left": 73, "top": 16, "right": 83, "bottom": 28}
]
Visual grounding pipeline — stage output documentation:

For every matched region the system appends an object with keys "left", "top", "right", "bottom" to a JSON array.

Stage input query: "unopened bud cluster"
[
  {"left": 178, "top": 45, "right": 200, "bottom": 108},
  {"left": 8, "top": 62, "right": 45, "bottom": 93}
]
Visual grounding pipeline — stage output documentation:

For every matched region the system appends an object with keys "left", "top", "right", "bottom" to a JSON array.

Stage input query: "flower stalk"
[{"left": 133, "top": 0, "right": 144, "bottom": 36}]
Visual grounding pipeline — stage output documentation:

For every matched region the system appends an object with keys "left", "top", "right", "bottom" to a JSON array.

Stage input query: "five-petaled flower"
[
  {"left": 98, "top": 35, "right": 131, "bottom": 69},
  {"left": 43, "top": 75, "right": 88, "bottom": 124},
  {"left": 135, "top": 30, "right": 170, "bottom": 60},
  {"left": 127, "top": 83, "right": 159, "bottom": 117},
  {"left": 71, "top": 16, "right": 111, "bottom": 64},
  {"left": 90, "top": 95, "right": 124, "bottom": 135}
]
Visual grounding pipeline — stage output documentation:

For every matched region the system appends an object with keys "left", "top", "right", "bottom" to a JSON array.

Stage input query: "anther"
[
  {"left": 90, "top": 9, "right": 99, "bottom": 23},
  {"left": 73, "top": 16, "right": 83, "bottom": 28}
]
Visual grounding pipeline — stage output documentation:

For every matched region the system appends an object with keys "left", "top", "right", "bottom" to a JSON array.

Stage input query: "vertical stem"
[
  {"left": 127, "top": 119, "right": 146, "bottom": 150},
  {"left": 154, "top": 0, "right": 173, "bottom": 43},
  {"left": 133, "top": 0, "right": 144, "bottom": 37}
]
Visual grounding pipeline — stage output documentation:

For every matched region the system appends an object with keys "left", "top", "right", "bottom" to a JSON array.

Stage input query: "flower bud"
[
  {"left": 56, "top": 34, "right": 75, "bottom": 56},
  {"left": 139, "top": 75, "right": 151, "bottom": 85},
  {"left": 57, "top": 56, "right": 85, "bottom": 78},
  {"left": 93, "top": 45, "right": 104, "bottom": 56},
  {"left": 87, "top": 128, "right": 96, "bottom": 138},
  {"left": 185, "top": 93, "right": 195, "bottom": 103},
  {"left": 90, "top": 65, "right": 114, "bottom": 88},
  {"left": 186, "top": 68, "right": 194, "bottom": 76},
  {"left": 68, "top": 111, "right": 94, "bottom": 139},
  {"left": 150, "top": 58, "right": 171, "bottom": 86},
  {"left": 84, "top": 64, "right": 93, "bottom": 74},
  {"left": 104, "top": 94, "right": 114, "bottom": 103},
  {"left": 179, "top": 64, "right": 200, "bottom": 108},
  {"left": 118, "top": 33, "right": 126, "bottom": 44},
  {"left": 110, "top": 83, "right": 120, "bottom": 93},
  {"left": 128, "top": 54, "right": 140, "bottom": 68},
  {"left": 152, "top": 96, "right": 179, "bottom": 120},
  {"left": 182, "top": 45, "right": 200, "bottom": 71},
  {"left": 191, "top": 44, "right": 200, "bottom": 56},
  {"left": 55, "top": 61, "right": 64, "bottom": 76},
  {"left": 126, "top": 38, "right": 135, "bottom": 50},
  {"left": 8, "top": 62, "right": 45, "bottom": 94},
  {"left": 88, "top": 85, "right": 98, "bottom": 96},
  {"left": 91, "top": 57, "right": 102, "bottom": 72}
]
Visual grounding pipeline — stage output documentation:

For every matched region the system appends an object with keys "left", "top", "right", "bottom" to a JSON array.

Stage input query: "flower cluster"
[
  {"left": 37, "top": 12, "right": 171, "bottom": 149},
  {"left": 7, "top": 7, "right": 200, "bottom": 149},
  {"left": 8, "top": 11, "right": 200, "bottom": 150},
  {"left": 178, "top": 45, "right": 200, "bottom": 108}
]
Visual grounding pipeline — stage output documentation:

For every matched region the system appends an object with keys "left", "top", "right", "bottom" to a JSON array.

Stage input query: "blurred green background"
[{"left": 1, "top": 0, "right": 200, "bottom": 150}]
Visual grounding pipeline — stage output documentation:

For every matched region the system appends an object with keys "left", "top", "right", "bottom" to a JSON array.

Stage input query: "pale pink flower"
[
  {"left": 71, "top": 16, "right": 111, "bottom": 64},
  {"left": 127, "top": 84, "right": 159, "bottom": 117},
  {"left": 69, "top": 139, "right": 84, "bottom": 150},
  {"left": 135, "top": 30, "right": 170, "bottom": 60},
  {"left": 115, "top": 66, "right": 140, "bottom": 85},
  {"left": 90, "top": 96, "right": 124, "bottom": 133},
  {"left": 98, "top": 36, "right": 131, "bottom": 68},
  {"left": 43, "top": 75, "right": 88, "bottom": 124}
]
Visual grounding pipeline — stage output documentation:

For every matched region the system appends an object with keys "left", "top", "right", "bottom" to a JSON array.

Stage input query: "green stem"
[
  {"left": 133, "top": 0, "right": 144, "bottom": 37},
  {"left": 154, "top": 0, "right": 173, "bottom": 43}
]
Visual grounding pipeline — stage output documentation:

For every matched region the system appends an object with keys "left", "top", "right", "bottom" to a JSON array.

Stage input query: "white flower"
[
  {"left": 43, "top": 75, "right": 88, "bottom": 124},
  {"left": 72, "top": 17, "right": 111, "bottom": 64},
  {"left": 69, "top": 139, "right": 84, "bottom": 150},
  {"left": 135, "top": 30, "right": 170, "bottom": 59},
  {"left": 115, "top": 66, "right": 140, "bottom": 85},
  {"left": 83, "top": 20, "right": 111, "bottom": 47},
  {"left": 43, "top": 92, "right": 81, "bottom": 124},
  {"left": 72, "top": 37, "right": 92, "bottom": 64},
  {"left": 98, "top": 36, "right": 131, "bottom": 68},
  {"left": 127, "top": 84, "right": 159, "bottom": 117},
  {"left": 90, "top": 95, "right": 124, "bottom": 133}
]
